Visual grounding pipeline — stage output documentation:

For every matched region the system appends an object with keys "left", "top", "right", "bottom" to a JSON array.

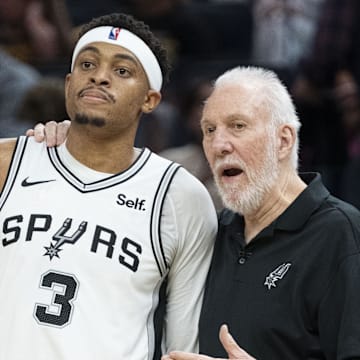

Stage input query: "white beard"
[{"left": 214, "top": 136, "right": 279, "bottom": 216}]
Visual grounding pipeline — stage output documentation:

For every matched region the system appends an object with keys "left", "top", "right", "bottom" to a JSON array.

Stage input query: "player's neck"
[{"left": 65, "top": 131, "right": 139, "bottom": 174}]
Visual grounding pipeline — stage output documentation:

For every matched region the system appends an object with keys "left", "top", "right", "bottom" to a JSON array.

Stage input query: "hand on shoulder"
[{"left": 26, "top": 120, "right": 71, "bottom": 147}]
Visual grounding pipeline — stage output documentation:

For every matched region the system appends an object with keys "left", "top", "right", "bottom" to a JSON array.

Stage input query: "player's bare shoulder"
[{"left": 0, "top": 138, "right": 17, "bottom": 192}]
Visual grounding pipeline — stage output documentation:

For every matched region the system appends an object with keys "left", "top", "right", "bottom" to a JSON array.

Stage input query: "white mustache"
[{"left": 213, "top": 157, "right": 246, "bottom": 173}]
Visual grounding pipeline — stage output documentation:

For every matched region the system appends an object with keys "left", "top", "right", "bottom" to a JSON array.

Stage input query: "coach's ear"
[{"left": 277, "top": 124, "right": 296, "bottom": 162}]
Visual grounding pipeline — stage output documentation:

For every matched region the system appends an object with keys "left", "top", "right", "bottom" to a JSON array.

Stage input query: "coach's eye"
[
  {"left": 234, "top": 122, "right": 245, "bottom": 130},
  {"left": 203, "top": 125, "right": 215, "bottom": 135}
]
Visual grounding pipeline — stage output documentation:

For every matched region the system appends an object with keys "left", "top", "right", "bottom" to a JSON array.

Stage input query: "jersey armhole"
[{"left": 0, "top": 136, "right": 28, "bottom": 210}]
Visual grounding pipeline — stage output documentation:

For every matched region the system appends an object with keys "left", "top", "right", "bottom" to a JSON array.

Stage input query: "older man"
[{"left": 165, "top": 66, "right": 360, "bottom": 360}]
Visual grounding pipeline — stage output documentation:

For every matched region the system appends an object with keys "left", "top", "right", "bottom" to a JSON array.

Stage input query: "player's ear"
[
  {"left": 142, "top": 90, "right": 161, "bottom": 114},
  {"left": 64, "top": 73, "right": 72, "bottom": 99}
]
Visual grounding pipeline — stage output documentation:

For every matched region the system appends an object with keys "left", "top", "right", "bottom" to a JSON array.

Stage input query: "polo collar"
[
  {"left": 274, "top": 172, "right": 330, "bottom": 231},
  {"left": 219, "top": 172, "right": 330, "bottom": 235}
]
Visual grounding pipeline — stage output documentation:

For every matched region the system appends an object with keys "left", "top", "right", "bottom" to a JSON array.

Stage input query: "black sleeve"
[{"left": 319, "top": 253, "right": 360, "bottom": 359}]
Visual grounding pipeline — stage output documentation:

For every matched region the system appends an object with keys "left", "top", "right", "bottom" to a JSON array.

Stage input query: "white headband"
[{"left": 71, "top": 26, "right": 163, "bottom": 91}]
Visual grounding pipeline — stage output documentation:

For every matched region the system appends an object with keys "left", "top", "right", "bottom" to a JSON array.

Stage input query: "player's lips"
[{"left": 79, "top": 88, "right": 115, "bottom": 103}]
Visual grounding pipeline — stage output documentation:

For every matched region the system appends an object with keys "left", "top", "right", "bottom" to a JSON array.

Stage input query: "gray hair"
[{"left": 214, "top": 66, "right": 301, "bottom": 169}]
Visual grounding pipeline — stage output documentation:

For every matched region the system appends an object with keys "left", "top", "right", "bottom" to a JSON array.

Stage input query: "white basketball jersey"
[{"left": 0, "top": 136, "right": 181, "bottom": 360}]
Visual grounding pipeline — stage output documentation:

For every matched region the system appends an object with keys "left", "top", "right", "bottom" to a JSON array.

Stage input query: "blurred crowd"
[{"left": 1, "top": 0, "right": 360, "bottom": 210}]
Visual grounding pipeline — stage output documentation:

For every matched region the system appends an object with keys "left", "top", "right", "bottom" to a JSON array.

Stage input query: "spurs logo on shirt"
[
  {"left": 2, "top": 213, "right": 143, "bottom": 270},
  {"left": 264, "top": 263, "right": 292, "bottom": 290},
  {"left": 44, "top": 218, "right": 88, "bottom": 261}
]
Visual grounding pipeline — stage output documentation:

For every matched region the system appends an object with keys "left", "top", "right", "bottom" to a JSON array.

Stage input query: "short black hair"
[{"left": 78, "top": 13, "right": 171, "bottom": 84}]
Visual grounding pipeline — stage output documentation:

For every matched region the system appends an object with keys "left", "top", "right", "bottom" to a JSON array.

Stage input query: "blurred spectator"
[
  {"left": 118, "top": 0, "right": 219, "bottom": 64},
  {"left": 160, "top": 77, "right": 222, "bottom": 210},
  {"left": 134, "top": 101, "right": 179, "bottom": 153},
  {"left": 0, "top": 49, "right": 41, "bottom": 137},
  {"left": 17, "top": 77, "right": 67, "bottom": 125},
  {"left": 333, "top": 70, "right": 360, "bottom": 159},
  {"left": 185, "top": 1, "right": 252, "bottom": 60},
  {"left": 294, "top": 0, "right": 360, "bottom": 158},
  {"left": 292, "top": 0, "right": 360, "bottom": 202},
  {"left": 252, "top": 0, "right": 324, "bottom": 80},
  {"left": 0, "top": 0, "right": 74, "bottom": 65},
  {"left": 64, "top": 0, "right": 121, "bottom": 27}
]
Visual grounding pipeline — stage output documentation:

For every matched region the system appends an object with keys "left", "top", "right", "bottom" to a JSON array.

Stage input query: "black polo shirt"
[{"left": 199, "top": 173, "right": 360, "bottom": 360}]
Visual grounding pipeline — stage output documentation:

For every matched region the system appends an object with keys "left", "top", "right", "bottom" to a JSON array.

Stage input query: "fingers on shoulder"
[
  {"left": 56, "top": 120, "right": 71, "bottom": 146},
  {"left": 33, "top": 123, "right": 46, "bottom": 142}
]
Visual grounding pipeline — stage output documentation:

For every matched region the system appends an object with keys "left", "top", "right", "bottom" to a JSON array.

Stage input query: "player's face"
[
  {"left": 65, "top": 41, "right": 161, "bottom": 133},
  {"left": 201, "top": 84, "right": 280, "bottom": 215}
]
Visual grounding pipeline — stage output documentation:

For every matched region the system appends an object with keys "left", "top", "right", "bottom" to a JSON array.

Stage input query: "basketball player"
[{"left": 0, "top": 13, "right": 217, "bottom": 359}]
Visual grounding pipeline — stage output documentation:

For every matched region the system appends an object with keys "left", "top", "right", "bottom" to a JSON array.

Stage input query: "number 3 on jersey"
[{"left": 34, "top": 270, "right": 79, "bottom": 327}]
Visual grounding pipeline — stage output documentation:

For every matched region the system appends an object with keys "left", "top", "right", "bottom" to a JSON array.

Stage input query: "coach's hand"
[
  {"left": 26, "top": 120, "right": 71, "bottom": 147},
  {"left": 161, "top": 325, "right": 256, "bottom": 360}
]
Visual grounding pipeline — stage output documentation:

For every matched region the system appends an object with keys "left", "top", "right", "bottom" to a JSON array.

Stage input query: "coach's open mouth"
[{"left": 223, "top": 168, "right": 243, "bottom": 177}]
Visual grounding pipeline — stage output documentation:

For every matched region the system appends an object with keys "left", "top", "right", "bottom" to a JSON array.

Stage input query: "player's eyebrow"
[{"left": 78, "top": 45, "right": 139, "bottom": 67}]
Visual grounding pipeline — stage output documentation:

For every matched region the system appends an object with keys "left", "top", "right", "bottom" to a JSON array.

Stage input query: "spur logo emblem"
[
  {"left": 264, "top": 263, "right": 292, "bottom": 290},
  {"left": 44, "top": 218, "right": 87, "bottom": 260}
]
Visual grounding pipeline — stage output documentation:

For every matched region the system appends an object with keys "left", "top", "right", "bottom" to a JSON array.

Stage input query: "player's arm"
[
  {"left": 0, "top": 138, "right": 17, "bottom": 193},
  {"left": 26, "top": 120, "right": 71, "bottom": 147},
  {"left": 163, "top": 168, "right": 217, "bottom": 353},
  {"left": 162, "top": 325, "right": 256, "bottom": 360}
]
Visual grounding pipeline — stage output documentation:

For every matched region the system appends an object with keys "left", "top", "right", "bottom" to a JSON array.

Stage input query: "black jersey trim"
[
  {"left": 150, "top": 276, "right": 168, "bottom": 360},
  {"left": 47, "top": 146, "right": 152, "bottom": 193},
  {"left": 0, "top": 136, "right": 28, "bottom": 211},
  {"left": 150, "top": 162, "right": 181, "bottom": 276}
]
